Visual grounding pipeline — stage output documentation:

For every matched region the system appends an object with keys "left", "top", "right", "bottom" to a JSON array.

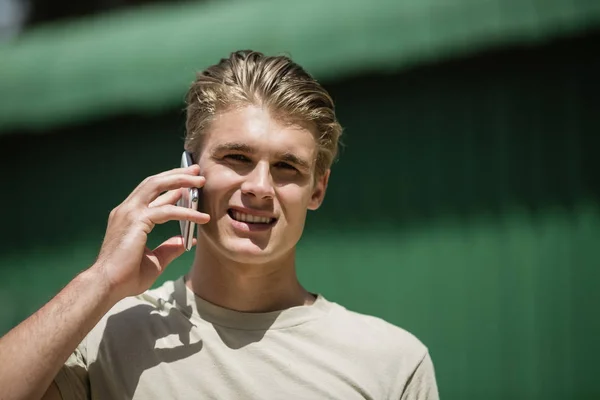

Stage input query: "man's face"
[{"left": 196, "top": 105, "right": 329, "bottom": 264}]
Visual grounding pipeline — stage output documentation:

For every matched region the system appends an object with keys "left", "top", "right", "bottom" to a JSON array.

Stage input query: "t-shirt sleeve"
[
  {"left": 400, "top": 352, "right": 439, "bottom": 400},
  {"left": 54, "top": 340, "right": 90, "bottom": 400}
]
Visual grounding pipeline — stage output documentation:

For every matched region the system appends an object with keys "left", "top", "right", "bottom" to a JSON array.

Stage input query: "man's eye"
[
  {"left": 225, "top": 154, "right": 250, "bottom": 162},
  {"left": 275, "top": 162, "right": 297, "bottom": 171}
]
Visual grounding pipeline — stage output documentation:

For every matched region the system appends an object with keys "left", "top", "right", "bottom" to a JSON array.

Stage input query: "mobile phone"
[{"left": 177, "top": 151, "right": 200, "bottom": 251}]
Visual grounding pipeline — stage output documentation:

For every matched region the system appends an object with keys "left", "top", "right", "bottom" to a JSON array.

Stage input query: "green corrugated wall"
[{"left": 0, "top": 33, "right": 598, "bottom": 400}]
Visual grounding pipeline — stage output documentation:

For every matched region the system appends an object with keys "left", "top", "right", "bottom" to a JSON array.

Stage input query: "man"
[{"left": 0, "top": 50, "right": 439, "bottom": 399}]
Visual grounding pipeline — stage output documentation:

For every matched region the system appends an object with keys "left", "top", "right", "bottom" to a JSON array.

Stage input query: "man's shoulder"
[
  {"left": 105, "top": 278, "right": 178, "bottom": 315},
  {"left": 84, "top": 278, "right": 182, "bottom": 345},
  {"left": 322, "top": 297, "right": 429, "bottom": 363}
]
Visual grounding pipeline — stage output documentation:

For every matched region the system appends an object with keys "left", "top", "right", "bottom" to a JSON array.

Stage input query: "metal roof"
[{"left": 1, "top": 0, "right": 599, "bottom": 132}]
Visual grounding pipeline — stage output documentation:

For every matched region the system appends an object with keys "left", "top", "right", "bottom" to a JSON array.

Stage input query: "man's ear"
[{"left": 308, "top": 169, "right": 330, "bottom": 211}]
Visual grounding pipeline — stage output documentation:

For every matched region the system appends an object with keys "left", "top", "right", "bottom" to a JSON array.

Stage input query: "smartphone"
[{"left": 177, "top": 151, "right": 200, "bottom": 251}]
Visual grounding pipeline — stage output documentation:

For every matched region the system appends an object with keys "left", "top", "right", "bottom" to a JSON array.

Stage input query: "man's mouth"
[{"left": 227, "top": 209, "right": 277, "bottom": 225}]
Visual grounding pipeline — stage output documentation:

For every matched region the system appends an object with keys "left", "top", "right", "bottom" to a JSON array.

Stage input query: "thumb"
[{"left": 152, "top": 236, "right": 195, "bottom": 269}]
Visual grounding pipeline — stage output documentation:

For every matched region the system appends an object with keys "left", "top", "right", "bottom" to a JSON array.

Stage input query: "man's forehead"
[{"left": 203, "top": 106, "right": 317, "bottom": 156}]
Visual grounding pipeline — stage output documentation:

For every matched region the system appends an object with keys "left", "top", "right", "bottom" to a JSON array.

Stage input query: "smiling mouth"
[{"left": 228, "top": 209, "right": 277, "bottom": 225}]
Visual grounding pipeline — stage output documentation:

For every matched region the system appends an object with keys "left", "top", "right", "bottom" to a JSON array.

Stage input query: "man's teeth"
[{"left": 233, "top": 211, "right": 272, "bottom": 224}]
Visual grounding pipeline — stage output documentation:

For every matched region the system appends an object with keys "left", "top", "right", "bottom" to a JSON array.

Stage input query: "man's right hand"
[
  {"left": 93, "top": 164, "right": 210, "bottom": 303},
  {"left": 0, "top": 165, "right": 210, "bottom": 400}
]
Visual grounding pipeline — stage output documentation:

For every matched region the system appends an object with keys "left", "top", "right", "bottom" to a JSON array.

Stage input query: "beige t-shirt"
[{"left": 55, "top": 277, "right": 438, "bottom": 399}]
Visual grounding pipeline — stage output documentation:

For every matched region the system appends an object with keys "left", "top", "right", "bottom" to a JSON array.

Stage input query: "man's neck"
[{"left": 185, "top": 240, "right": 315, "bottom": 313}]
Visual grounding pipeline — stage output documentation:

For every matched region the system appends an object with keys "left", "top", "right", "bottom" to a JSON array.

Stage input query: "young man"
[{"left": 0, "top": 50, "right": 439, "bottom": 399}]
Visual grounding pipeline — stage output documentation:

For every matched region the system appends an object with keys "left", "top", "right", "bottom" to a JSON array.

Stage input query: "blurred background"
[{"left": 1, "top": 0, "right": 599, "bottom": 398}]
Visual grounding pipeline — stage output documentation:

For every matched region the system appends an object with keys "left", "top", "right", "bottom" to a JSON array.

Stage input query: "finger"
[
  {"left": 136, "top": 174, "right": 206, "bottom": 205},
  {"left": 155, "top": 164, "right": 200, "bottom": 178},
  {"left": 152, "top": 236, "right": 196, "bottom": 270},
  {"left": 126, "top": 165, "right": 201, "bottom": 203},
  {"left": 145, "top": 204, "right": 210, "bottom": 225},
  {"left": 149, "top": 189, "right": 182, "bottom": 208}
]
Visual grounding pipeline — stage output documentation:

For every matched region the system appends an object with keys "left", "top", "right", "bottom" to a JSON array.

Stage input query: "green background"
[{"left": 1, "top": 1, "right": 599, "bottom": 399}]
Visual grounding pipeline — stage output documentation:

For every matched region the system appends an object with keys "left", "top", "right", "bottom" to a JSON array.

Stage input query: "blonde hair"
[{"left": 184, "top": 50, "right": 342, "bottom": 176}]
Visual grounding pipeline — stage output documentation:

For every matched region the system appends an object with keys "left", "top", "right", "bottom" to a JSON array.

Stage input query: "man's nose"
[{"left": 240, "top": 161, "right": 275, "bottom": 199}]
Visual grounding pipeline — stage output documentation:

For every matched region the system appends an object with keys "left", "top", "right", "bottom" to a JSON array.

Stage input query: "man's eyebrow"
[{"left": 210, "top": 142, "right": 256, "bottom": 155}]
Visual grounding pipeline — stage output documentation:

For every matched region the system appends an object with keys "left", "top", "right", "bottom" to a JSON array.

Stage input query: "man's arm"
[
  {"left": 0, "top": 165, "right": 209, "bottom": 400},
  {"left": 0, "top": 268, "right": 115, "bottom": 400},
  {"left": 401, "top": 352, "right": 439, "bottom": 400}
]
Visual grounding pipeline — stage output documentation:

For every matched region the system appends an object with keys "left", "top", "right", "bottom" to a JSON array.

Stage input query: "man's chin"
[{"left": 220, "top": 238, "right": 275, "bottom": 263}]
